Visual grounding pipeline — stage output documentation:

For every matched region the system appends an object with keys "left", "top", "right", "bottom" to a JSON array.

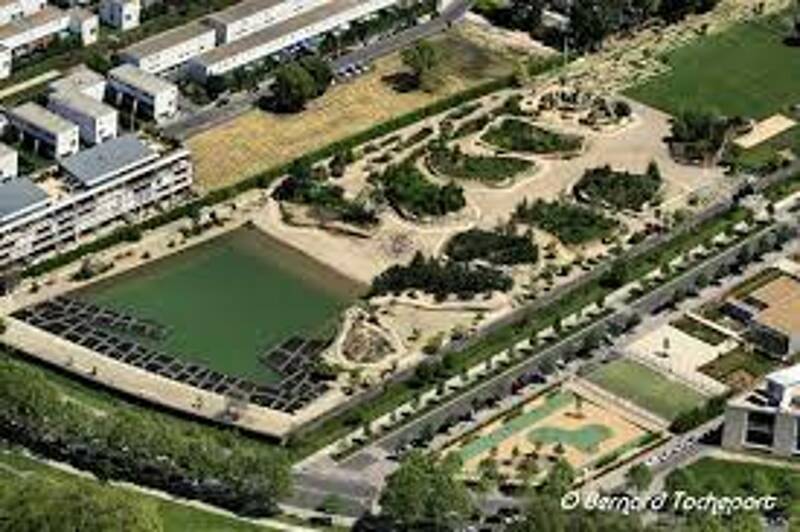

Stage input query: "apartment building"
[
  {"left": 722, "top": 273, "right": 800, "bottom": 358},
  {"left": 0, "top": 0, "right": 46, "bottom": 28},
  {"left": 119, "top": 21, "right": 216, "bottom": 73},
  {"left": 49, "top": 65, "right": 107, "bottom": 101},
  {"left": 0, "top": 134, "right": 193, "bottom": 269},
  {"left": 0, "top": 142, "right": 18, "bottom": 180},
  {"left": 99, "top": 0, "right": 140, "bottom": 31},
  {"left": 188, "top": 0, "right": 399, "bottom": 82},
  {"left": 722, "top": 364, "right": 800, "bottom": 458},
  {"left": 205, "top": 0, "right": 326, "bottom": 45},
  {"left": 48, "top": 89, "right": 118, "bottom": 145},
  {"left": 7, "top": 102, "right": 79, "bottom": 158},
  {"left": 107, "top": 64, "right": 178, "bottom": 123}
]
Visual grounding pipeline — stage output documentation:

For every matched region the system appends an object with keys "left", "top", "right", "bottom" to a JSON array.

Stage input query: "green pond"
[{"left": 80, "top": 226, "right": 363, "bottom": 384}]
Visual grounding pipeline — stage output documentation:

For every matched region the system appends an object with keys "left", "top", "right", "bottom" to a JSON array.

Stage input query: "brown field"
[{"left": 188, "top": 29, "right": 517, "bottom": 191}]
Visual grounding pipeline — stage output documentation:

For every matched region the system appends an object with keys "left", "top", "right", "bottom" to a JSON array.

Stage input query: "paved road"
[{"left": 163, "top": 0, "right": 473, "bottom": 140}]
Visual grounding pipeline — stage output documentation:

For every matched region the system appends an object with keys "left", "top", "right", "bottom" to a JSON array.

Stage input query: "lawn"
[
  {"left": 671, "top": 316, "right": 729, "bottom": 346},
  {"left": 188, "top": 29, "right": 516, "bottom": 190},
  {"left": 733, "top": 125, "right": 800, "bottom": 174},
  {"left": 626, "top": 13, "right": 800, "bottom": 119},
  {"left": 0, "top": 449, "right": 275, "bottom": 532},
  {"left": 586, "top": 359, "right": 706, "bottom": 421},
  {"left": 699, "top": 346, "right": 779, "bottom": 389},
  {"left": 79, "top": 227, "right": 361, "bottom": 384}
]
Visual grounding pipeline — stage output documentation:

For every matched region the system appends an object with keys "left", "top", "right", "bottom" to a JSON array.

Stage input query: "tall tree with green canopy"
[
  {"left": 380, "top": 451, "right": 472, "bottom": 531},
  {"left": 401, "top": 40, "right": 442, "bottom": 92},
  {"left": 272, "top": 62, "right": 318, "bottom": 112}
]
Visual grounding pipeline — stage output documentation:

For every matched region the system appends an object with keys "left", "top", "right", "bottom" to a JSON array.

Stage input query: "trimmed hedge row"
[{"left": 24, "top": 74, "right": 519, "bottom": 279}]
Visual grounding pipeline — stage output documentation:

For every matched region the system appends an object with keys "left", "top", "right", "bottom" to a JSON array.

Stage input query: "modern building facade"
[
  {"left": 722, "top": 364, "right": 800, "bottom": 458},
  {"left": 119, "top": 21, "right": 217, "bottom": 74},
  {"left": 204, "top": 0, "right": 326, "bottom": 45},
  {"left": 99, "top": 0, "right": 140, "bottom": 31},
  {"left": 107, "top": 64, "right": 179, "bottom": 123},
  {"left": 0, "top": 134, "right": 193, "bottom": 269},
  {"left": 48, "top": 89, "right": 119, "bottom": 145},
  {"left": 0, "top": 142, "right": 18, "bottom": 180},
  {"left": 7, "top": 102, "right": 80, "bottom": 158}
]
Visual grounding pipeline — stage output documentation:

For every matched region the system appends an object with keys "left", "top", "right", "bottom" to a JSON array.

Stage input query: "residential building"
[
  {"left": 188, "top": 0, "right": 399, "bottom": 82},
  {"left": 119, "top": 20, "right": 216, "bottom": 73},
  {"left": 723, "top": 273, "right": 800, "bottom": 358},
  {"left": 48, "top": 89, "right": 118, "bottom": 145},
  {"left": 0, "top": 142, "right": 18, "bottom": 180},
  {"left": 204, "top": 0, "right": 326, "bottom": 45},
  {"left": 0, "top": 134, "right": 193, "bottom": 269},
  {"left": 0, "top": 0, "right": 46, "bottom": 28},
  {"left": 7, "top": 102, "right": 79, "bottom": 158},
  {"left": 99, "top": 0, "right": 140, "bottom": 31},
  {"left": 49, "top": 65, "right": 107, "bottom": 101},
  {"left": 107, "top": 64, "right": 178, "bottom": 123},
  {"left": 67, "top": 8, "right": 98, "bottom": 46},
  {"left": 722, "top": 364, "right": 800, "bottom": 458}
]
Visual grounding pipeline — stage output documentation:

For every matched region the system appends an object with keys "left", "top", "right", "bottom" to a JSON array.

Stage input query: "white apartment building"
[
  {"left": 67, "top": 8, "right": 98, "bottom": 46},
  {"left": 48, "top": 89, "right": 118, "bottom": 145},
  {"left": 99, "top": 0, "right": 140, "bottom": 31},
  {"left": 49, "top": 65, "right": 107, "bottom": 101},
  {"left": 107, "top": 64, "right": 178, "bottom": 123},
  {"left": 0, "top": 142, "right": 18, "bottom": 180},
  {"left": 119, "top": 21, "right": 216, "bottom": 73},
  {"left": 0, "top": 0, "right": 46, "bottom": 28},
  {"left": 188, "top": 0, "right": 399, "bottom": 81},
  {"left": 0, "top": 134, "right": 193, "bottom": 269},
  {"left": 205, "top": 0, "right": 326, "bottom": 45},
  {"left": 7, "top": 102, "right": 79, "bottom": 159}
]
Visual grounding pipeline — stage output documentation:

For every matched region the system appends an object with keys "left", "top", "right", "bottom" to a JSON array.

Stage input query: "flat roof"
[
  {"left": 109, "top": 64, "right": 177, "bottom": 96},
  {"left": 207, "top": 0, "right": 287, "bottom": 26},
  {"left": 767, "top": 364, "right": 800, "bottom": 389},
  {"left": 50, "top": 89, "right": 117, "bottom": 119},
  {"left": 121, "top": 20, "right": 214, "bottom": 59},
  {"left": 751, "top": 275, "right": 800, "bottom": 336},
  {"left": 0, "top": 6, "right": 68, "bottom": 42},
  {"left": 0, "top": 177, "right": 49, "bottom": 221},
  {"left": 49, "top": 65, "right": 106, "bottom": 94},
  {"left": 193, "top": 0, "right": 364, "bottom": 67},
  {"left": 60, "top": 134, "right": 157, "bottom": 188},
  {"left": 9, "top": 102, "right": 77, "bottom": 136},
  {"left": 0, "top": 142, "right": 15, "bottom": 158}
]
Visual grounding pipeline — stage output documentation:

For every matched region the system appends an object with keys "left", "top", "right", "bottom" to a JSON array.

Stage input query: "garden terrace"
[
  {"left": 573, "top": 164, "right": 662, "bottom": 211},
  {"left": 427, "top": 145, "right": 534, "bottom": 183},
  {"left": 378, "top": 162, "right": 466, "bottom": 218},
  {"left": 481, "top": 118, "right": 583, "bottom": 154},
  {"left": 13, "top": 297, "right": 331, "bottom": 415},
  {"left": 370, "top": 253, "right": 513, "bottom": 301},
  {"left": 513, "top": 199, "right": 619, "bottom": 245},
  {"left": 445, "top": 228, "right": 538, "bottom": 265}
]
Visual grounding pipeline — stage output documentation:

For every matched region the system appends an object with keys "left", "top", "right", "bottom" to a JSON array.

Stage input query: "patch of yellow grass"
[{"left": 188, "top": 30, "right": 515, "bottom": 191}]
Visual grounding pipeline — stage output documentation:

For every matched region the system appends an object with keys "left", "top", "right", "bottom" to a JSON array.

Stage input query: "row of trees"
[
  {"left": 0, "top": 354, "right": 292, "bottom": 517},
  {"left": 0, "top": 474, "right": 163, "bottom": 532},
  {"left": 573, "top": 162, "right": 663, "bottom": 211},
  {"left": 445, "top": 227, "right": 539, "bottom": 265},
  {"left": 513, "top": 198, "right": 618, "bottom": 245},
  {"left": 370, "top": 252, "right": 513, "bottom": 300}
]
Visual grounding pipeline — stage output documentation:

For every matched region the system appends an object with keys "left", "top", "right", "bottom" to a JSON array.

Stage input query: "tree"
[
  {"left": 401, "top": 40, "right": 441, "bottom": 92},
  {"left": 299, "top": 55, "right": 333, "bottom": 97},
  {"left": 380, "top": 451, "right": 472, "bottom": 530},
  {"left": 272, "top": 62, "right": 317, "bottom": 112},
  {"left": 626, "top": 463, "right": 653, "bottom": 492},
  {"left": 542, "top": 458, "right": 574, "bottom": 498}
]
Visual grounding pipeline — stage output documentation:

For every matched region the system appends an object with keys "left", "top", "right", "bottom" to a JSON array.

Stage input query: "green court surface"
[
  {"left": 527, "top": 424, "right": 613, "bottom": 454},
  {"left": 458, "top": 391, "right": 572, "bottom": 462},
  {"left": 626, "top": 14, "right": 800, "bottom": 119},
  {"left": 80, "top": 227, "right": 362, "bottom": 384},
  {"left": 586, "top": 359, "right": 706, "bottom": 421}
]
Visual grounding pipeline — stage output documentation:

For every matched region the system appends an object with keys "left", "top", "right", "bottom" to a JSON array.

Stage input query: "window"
[{"left": 746, "top": 411, "right": 776, "bottom": 447}]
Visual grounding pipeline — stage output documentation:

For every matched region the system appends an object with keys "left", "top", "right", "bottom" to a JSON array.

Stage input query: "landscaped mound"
[
  {"left": 573, "top": 163, "right": 662, "bottom": 211},
  {"left": 428, "top": 145, "right": 533, "bottom": 183},
  {"left": 482, "top": 117, "right": 583, "bottom": 154},
  {"left": 445, "top": 228, "right": 538, "bottom": 265},
  {"left": 379, "top": 161, "right": 466, "bottom": 218},
  {"left": 513, "top": 199, "right": 618, "bottom": 245}
]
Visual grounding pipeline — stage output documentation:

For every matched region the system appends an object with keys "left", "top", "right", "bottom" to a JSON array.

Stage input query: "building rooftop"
[
  {"left": 0, "top": 142, "right": 16, "bottom": 159},
  {"left": 108, "top": 64, "right": 177, "bottom": 96},
  {"left": 0, "top": 6, "right": 67, "bottom": 42},
  {"left": 9, "top": 102, "right": 77, "bottom": 135},
  {"left": 121, "top": 20, "right": 214, "bottom": 59},
  {"left": 60, "top": 134, "right": 157, "bottom": 188},
  {"left": 0, "top": 177, "right": 49, "bottom": 222},
  {"left": 767, "top": 364, "right": 800, "bottom": 389},
  {"left": 50, "top": 89, "right": 117, "bottom": 119},
  {"left": 49, "top": 66, "right": 106, "bottom": 95},
  {"left": 749, "top": 275, "right": 800, "bottom": 336},
  {"left": 193, "top": 0, "right": 362, "bottom": 67},
  {"left": 206, "top": 0, "right": 288, "bottom": 26}
]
